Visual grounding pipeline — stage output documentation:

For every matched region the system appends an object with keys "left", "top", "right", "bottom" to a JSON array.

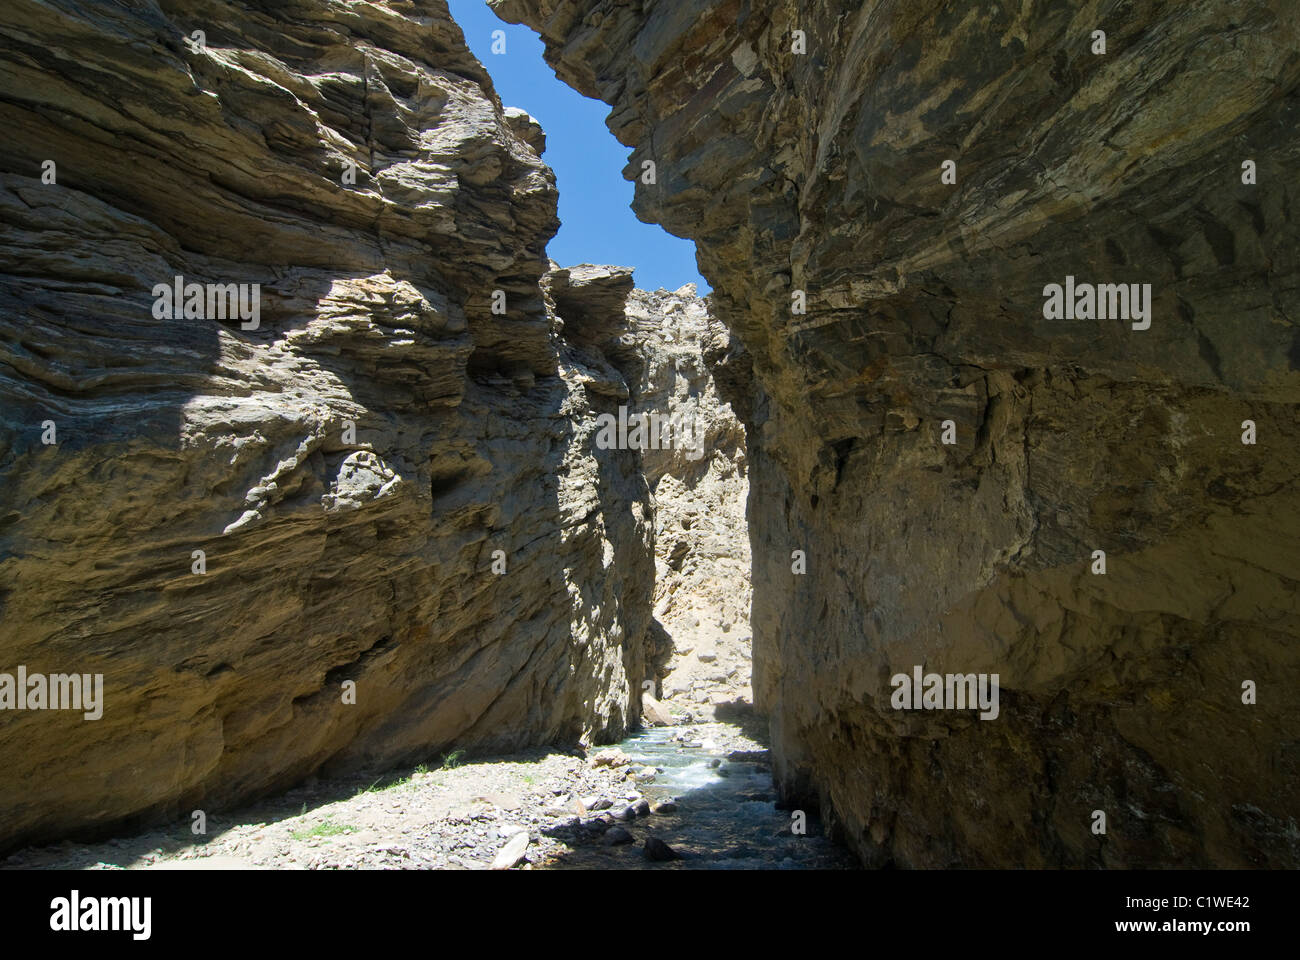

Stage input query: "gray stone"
[
  {"left": 490, "top": 831, "right": 530, "bottom": 870},
  {"left": 602, "top": 826, "right": 634, "bottom": 846}
]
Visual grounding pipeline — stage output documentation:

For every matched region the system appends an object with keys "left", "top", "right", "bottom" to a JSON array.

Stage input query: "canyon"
[{"left": 2, "top": 0, "right": 1298, "bottom": 870}]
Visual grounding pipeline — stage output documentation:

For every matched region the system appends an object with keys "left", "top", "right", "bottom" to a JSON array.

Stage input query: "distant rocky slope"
[
  {"left": 621, "top": 286, "right": 752, "bottom": 719},
  {"left": 494, "top": 0, "right": 1300, "bottom": 866},
  {"left": 0, "top": 0, "right": 662, "bottom": 852},
  {"left": 541, "top": 270, "right": 753, "bottom": 715}
]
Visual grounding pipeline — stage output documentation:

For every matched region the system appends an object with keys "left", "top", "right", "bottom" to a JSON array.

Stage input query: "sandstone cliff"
[
  {"left": 494, "top": 0, "right": 1300, "bottom": 867},
  {"left": 0, "top": 0, "right": 656, "bottom": 852}
]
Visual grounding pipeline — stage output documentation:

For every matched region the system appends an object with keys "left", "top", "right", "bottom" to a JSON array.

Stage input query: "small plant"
[
  {"left": 291, "top": 819, "right": 356, "bottom": 841},
  {"left": 441, "top": 749, "right": 465, "bottom": 770},
  {"left": 414, "top": 763, "right": 428, "bottom": 775}
]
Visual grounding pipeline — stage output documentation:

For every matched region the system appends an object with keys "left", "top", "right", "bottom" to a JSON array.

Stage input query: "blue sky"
[{"left": 448, "top": 0, "right": 708, "bottom": 293}]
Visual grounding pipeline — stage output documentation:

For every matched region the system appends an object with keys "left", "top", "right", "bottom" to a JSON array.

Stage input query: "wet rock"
[
  {"left": 631, "top": 799, "right": 651, "bottom": 818},
  {"left": 651, "top": 800, "right": 678, "bottom": 815}
]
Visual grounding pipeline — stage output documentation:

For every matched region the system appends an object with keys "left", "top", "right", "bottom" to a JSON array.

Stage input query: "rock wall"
[
  {"left": 622, "top": 286, "right": 752, "bottom": 719},
  {"left": 494, "top": 0, "right": 1300, "bottom": 866},
  {"left": 0, "top": 0, "right": 655, "bottom": 852},
  {"left": 542, "top": 271, "right": 752, "bottom": 716}
]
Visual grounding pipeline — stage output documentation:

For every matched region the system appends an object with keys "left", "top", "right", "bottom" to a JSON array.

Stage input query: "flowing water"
[{"left": 543, "top": 722, "right": 856, "bottom": 869}]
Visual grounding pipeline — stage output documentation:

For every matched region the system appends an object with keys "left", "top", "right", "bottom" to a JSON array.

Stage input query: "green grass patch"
[{"left": 291, "top": 819, "right": 357, "bottom": 841}]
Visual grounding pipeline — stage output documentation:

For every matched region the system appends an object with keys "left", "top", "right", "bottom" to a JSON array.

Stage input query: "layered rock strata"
[
  {"left": 0, "top": 0, "right": 655, "bottom": 852},
  {"left": 621, "top": 286, "right": 751, "bottom": 719},
  {"left": 540, "top": 269, "right": 753, "bottom": 710},
  {"left": 494, "top": 0, "right": 1300, "bottom": 867}
]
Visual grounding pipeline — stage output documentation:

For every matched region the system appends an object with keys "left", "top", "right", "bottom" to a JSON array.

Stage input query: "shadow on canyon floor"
[
  {"left": 2, "top": 741, "right": 584, "bottom": 871},
  {"left": 2, "top": 708, "right": 858, "bottom": 871}
]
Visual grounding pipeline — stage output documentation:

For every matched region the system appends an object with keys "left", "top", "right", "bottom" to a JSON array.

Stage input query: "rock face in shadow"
[
  {"left": 0, "top": 1, "right": 654, "bottom": 852},
  {"left": 493, "top": 0, "right": 1300, "bottom": 866}
]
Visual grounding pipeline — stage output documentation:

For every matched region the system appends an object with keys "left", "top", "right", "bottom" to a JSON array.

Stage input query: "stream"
[{"left": 542, "top": 722, "right": 856, "bottom": 869}]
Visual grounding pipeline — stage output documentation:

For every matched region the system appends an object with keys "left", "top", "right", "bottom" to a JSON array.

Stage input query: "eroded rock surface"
[
  {"left": 494, "top": 0, "right": 1300, "bottom": 867},
  {"left": 620, "top": 287, "right": 751, "bottom": 719},
  {"left": 0, "top": 0, "right": 655, "bottom": 852},
  {"left": 546, "top": 275, "right": 753, "bottom": 715}
]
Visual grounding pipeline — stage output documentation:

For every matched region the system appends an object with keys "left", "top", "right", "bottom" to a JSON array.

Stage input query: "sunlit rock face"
[
  {"left": 0, "top": 0, "right": 655, "bottom": 852},
  {"left": 493, "top": 0, "right": 1300, "bottom": 866},
  {"left": 620, "top": 286, "right": 752, "bottom": 719}
]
